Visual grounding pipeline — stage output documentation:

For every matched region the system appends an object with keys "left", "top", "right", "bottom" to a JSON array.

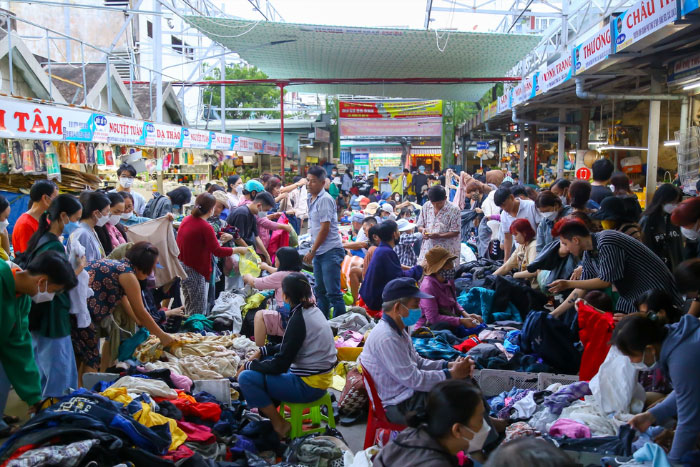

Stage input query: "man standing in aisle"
[
  {"left": 494, "top": 187, "right": 541, "bottom": 262},
  {"left": 590, "top": 158, "right": 614, "bottom": 205},
  {"left": 303, "top": 166, "right": 346, "bottom": 318},
  {"left": 412, "top": 166, "right": 429, "bottom": 205},
  {"left": 113, "top": 163, "right": 146, "bottom": 216}
]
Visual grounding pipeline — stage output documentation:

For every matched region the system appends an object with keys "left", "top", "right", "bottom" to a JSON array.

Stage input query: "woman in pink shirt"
[{"left": 242, "top": 247, "right": 305, "bottom": 345}]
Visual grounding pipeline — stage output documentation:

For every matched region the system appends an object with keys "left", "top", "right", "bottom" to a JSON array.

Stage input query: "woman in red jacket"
[{"left": 177, "top": 193, "right": 244, "bottom": 316}]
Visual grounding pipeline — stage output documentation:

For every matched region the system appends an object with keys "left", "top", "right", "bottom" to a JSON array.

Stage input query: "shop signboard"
[
  {"left": 0, "top": 97, "right": 93, "bottom": 142},
  {"left": 340, "top": 118, "right": 442, "bottom": 137},
  {"left": 532, "top": 72, "right": 542, "bottom": 97},
  {"left": 488, "top": 101, "right": 497, "bottom": 120},
  {"left": 497, "top": 92, "right": 511, "bottom": 114},
  {"left": 613, "top": 0, "right": 678, "bottom": 53},
  {"left": 262, "top": 141, "right": 281, "bottom": 155},
  {"left": 213, "top": 132, "right": 234, "bottom": 150},
  {"left": 182, "top": 128, "right": 213, "bottom": 149},
  {"left": 576, "top": 166, "right": 592, "bottom": 180},
  {"left": 339, "top": 100, "right": 442, "bottom": 118},
  {"left": 151, "top": 123, "right": 184, "bottom": 148},
  {"left": 90, "top": 114, "right": 109, "bottom": 143},
  {"left": 315, "top": 128, "right": 331, "bottom": 142},
  {"left": 572, "top": 26, "right": 611, "bottom": 75},
  {"left": 107, "top": 115, "right": 147, "bottom": 146},
  {"left": 668, "top": 52, "right": 700, "bottom": 83},
  {"left": 682, "top": 0, "right": 699, "bottom": 14},
  {"left": 540, "top": 54, "right": 573, "bottom": 93},
  {"left": 512, "top": 82, "right": 528, "bottom": 106}
]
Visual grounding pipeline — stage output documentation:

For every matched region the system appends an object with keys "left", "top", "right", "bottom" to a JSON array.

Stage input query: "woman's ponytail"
[{"left": 281, "top": 272, "right": 315, "bottom": 308}]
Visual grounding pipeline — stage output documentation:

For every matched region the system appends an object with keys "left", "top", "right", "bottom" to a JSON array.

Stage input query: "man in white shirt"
[
  {"left": 112, "top": 163, "right": 145, "bottom": 215},
  {"left": 494, "top": 187, "right": 541, "bottom": 261}
]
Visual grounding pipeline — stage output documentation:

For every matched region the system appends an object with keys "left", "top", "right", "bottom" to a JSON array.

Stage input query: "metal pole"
[
  {"left": 106, "top": 61, "right": 112, "bottom": 113},
  {"left": 580, "top": 107, "right": 590, "bottom": 150},
  {"left": 45, "top": 29, "right": 52, "bottom": 100},
  {"left": 531, "top": 125, "right": 538, "bottom": 184},
  {"left": 518, "top": 130, "right": 525, "bottom": 181},
  {"left": 557, "top": 108, "right": 566, "bottom": 179},
  {"left": 154, "top": 2, "right": 163, "bottom": 122},
  {"left": 7, "top": 26, "right": 13, "bottom": 95},
  {"left": 680, "top": 97, "right": 690, "bottom": 136},
  {"left": 64, "top": 5, "right": 71, "bottom": 61},
  {"left": 219, "top": 53, "right": 226, "bottom": 131},
  {"left": 280, "top": 84, "right": 285, "bottom": 178},
  {"left": 80, "top": 42, "right": 87, "bottom": 106},
  {"left": 646, "top": 74, "right": 662, "bottom": 206}
]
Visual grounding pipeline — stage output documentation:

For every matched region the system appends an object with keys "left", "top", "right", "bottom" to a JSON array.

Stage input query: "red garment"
[
  {"left": 168, "top": 396, "right": 222, "bottom": 423},
  {"left": 357, "top": 296, "right": 382, "bottom": 319},
  {"left": 577, "top": 302, "right": 615, "bottom": 381},
  {"left": 11, "top": 212, "right": 39, "bottom": 254},
  {"left": 162, "top": 444, "right": 195, "bottom": 461},
  {"left": 176, "top": 420, "right": 216, "bottom": 444},
  {"left": 267, "top": 214, "right": 290, "bottom": 264},
  {"left": 177, "top": 215, "right": 233, "bottom": 279},
  {"left": 453, "top": 336, "right": 480, "bottom": 353}
]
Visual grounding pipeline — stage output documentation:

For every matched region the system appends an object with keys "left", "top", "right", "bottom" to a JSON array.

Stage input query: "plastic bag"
[
  {"left": 589, "top": 346, "right": 645, "bottom": 416},
  {"left": 239, "top": 246, "right": 262, "bottom": 277}
]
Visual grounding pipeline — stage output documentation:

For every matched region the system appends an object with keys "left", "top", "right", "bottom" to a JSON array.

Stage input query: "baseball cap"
[
  {"left": 380, "top": 203, "right": 394, "bottom": 214},
  {"left": 396, "top": 218, "right": 415, "bottom": 232},
  {"left": 244, "top": 179, "right": 265, "bottom": 193},
  {"left": 364, "top": 202, "right": 379, "bottom": 215},
  {"left": 351, "top": 213, "right": 365, "bottom": 223},
  {"left": 382, "top": 277, "right": 433, "bottom": 302},
  {"left": 357, "top": 195, "right": 370, "bottom": 207}
]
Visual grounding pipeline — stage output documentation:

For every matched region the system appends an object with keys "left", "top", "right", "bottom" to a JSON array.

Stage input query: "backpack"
[{"left": 143, "top": 193, "right": 171, "bottom": 219}]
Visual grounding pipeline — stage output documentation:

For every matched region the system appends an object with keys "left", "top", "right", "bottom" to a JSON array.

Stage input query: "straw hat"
[
  {"left": 424, "top": 246, "right": 458, "bottom": 276},
  {"left": 212, "top": 190, "right": 231, "bottom": 209},
  {"left": 364, "top": 202, "right": 380, "bottom": 215}
]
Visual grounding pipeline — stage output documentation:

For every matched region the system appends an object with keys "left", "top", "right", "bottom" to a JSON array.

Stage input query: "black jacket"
[
  {"left": 639, "top": 212, "right": 683, "bottom": 270},
  {"left": 374, "top": 427, "right": 459, "bottom": 467}
]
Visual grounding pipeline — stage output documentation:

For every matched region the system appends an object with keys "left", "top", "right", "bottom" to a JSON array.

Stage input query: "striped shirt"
[
  {"left": 581, "top": 230, "right": 682, "bottom": 313},
  {"left": 395, "top": 232, "right": 423, "bottom": 267},
  {"left": 359, "top": 315, "right": 447, "bottom": 406}
]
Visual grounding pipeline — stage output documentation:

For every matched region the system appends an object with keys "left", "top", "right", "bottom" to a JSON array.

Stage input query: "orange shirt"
[{"left": 12, "top": 213, "right": 39, "bottom": 255}]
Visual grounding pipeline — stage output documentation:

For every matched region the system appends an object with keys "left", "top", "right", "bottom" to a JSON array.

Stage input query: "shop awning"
[{"left": 183, "top": 18, "right": 541, "bottom": 101}]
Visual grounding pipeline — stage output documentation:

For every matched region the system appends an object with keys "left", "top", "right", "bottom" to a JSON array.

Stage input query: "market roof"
[
  {"left": 183, "top": 18, "right": 541, "bottom": 101},
  {"left": 130, "top": 83, "right": 187, "bottom": 125}
]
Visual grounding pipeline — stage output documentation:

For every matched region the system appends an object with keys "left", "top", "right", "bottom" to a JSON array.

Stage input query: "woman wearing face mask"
[
  {"left": 114, "top": 163, "right": 145, "bottom": 215},
  {"left": 117, "top": 191, "right": 151, "bottom": 226},
  {"left": 671, "top": 196, "right": 700, "bottom": 259},
  {"left": 535, "top": 190, "right": 572, "bottom": 253},
  {"left": 241, "top": 247, "right": 305, "bottom": 345},
  {"left": 493, "top": 218, "right": 539, "bottom": 289},
  {"left": 638, "top": 184, "right": 683, "bottom": 271},
  {"left": 612, "top": 313, "right": 700, "bottom": 463},
  {"left": 22, "top": 195, "right": 84, "bottom": 400},
  {"left": 0, "top": 250, "right": 77, "bottom": 435},
  {"left": 177, "top": 193, "right": 237, "bottom": 316},
  {"left": 0, "top": 195, "right": 10, "bottom": 261},
  {"left": 94, "top": 192, "right": 128, "bottom": 256},
  {"left": 68, "top": 191, "right": 111, "bottom": 262},
  {"left": 237, "top": 272, "right": 337, "bottom": 439},
  {"left": 226, "top": 175, "right": 244, "bottom": 208},
  {"left": 415, "top": 247, "right": 483, "bottom": 338},
  {"left": 374, "top": 380, "right": 489, "bottom": 467},
  {"left": 72, "top": 242, "right": 176, "bottom": 378}
]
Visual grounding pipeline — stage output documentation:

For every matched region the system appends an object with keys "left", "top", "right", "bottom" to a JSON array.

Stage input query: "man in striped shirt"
[
  {"left": 549, "top": 220, "right": 683, "bottom": 318},
  {"left": 359, "top": 277, "right": 475, "bottom": 424}
]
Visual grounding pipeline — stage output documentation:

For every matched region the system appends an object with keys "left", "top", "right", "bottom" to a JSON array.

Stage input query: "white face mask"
[
  {"left": 0, "top": 219, "right": 8, "bottom": 234},
  {"left": 630, "top": 348, "right": 657, "bottom": 372},
  {"left": 235, "top": 184, "right": 244, "bottom": 195},
  {"left": 121, "top": 212, "right": 133, "bottom": 220},
  {"left": 31, "top": 281, "right": 55, "bottom": 304},
  {"left": 257, "top": 209, "right": 267, "bottom": 219},
  {"left": 662, "top": 204, "right": 676, "bottom": 214},
  {"left": 108, "top": 214, "right": 122, "bottom": 226},
  {"left": 540, "top": 211, "right": 557, "bottom": 221},
  {"left": 119, "top": 177, "right": 134, "bottom": 189},
  {"left": 559, "top": 195, "right": 567, "bottom": 205},
  {"left": 681, "top": 221, "right": 700, "bottom": 241},
  {"left": 463, "top": 420, "right": 491, "bottom": 453},
  {"left": 95, "top": 211, "right": 110, "bottom": 227}
]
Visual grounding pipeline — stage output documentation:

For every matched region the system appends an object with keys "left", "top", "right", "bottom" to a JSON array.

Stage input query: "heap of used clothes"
[{"left": 410, "top": 323, "right": 556, "bottom": 374}]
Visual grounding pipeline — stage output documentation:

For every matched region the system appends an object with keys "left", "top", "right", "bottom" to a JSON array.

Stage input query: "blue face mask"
[
  {"left": 65, "top": 221, "right": 80, "bottom": 232},
  {"left": 401, "top": 304, "right": 422, "bottom": 327}
]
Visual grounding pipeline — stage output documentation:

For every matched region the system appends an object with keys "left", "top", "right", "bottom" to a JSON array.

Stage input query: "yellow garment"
[
  {"left": 601, "top": 220, "right": 616, "bottom": 230},
  {"left": 0, "top": 246, "right": 8, "bottom": 261},
  {"left": 242, "top": 293, "right": 266, "bottom": 317},
  {"left": 101, "top": 386, "right": 186, "bottom": 451},
  {"left": 390, "top": 175, "right": 403, "bottom": 195},
  {"left": 302, "top": 371, "right": 334, "bottom": 390}
]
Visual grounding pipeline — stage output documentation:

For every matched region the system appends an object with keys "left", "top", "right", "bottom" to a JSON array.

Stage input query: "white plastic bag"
[
  {"left": 68, "top": 236, "right": 92, "bottom": 328},
  {"left": 460, "top": 242, "right": 477, "bottom": 264},
  {"left": 589, "top": 346, "right": 645, "bottom": 416}
]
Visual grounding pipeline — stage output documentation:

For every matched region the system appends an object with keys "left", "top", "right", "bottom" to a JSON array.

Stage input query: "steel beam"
[
  {"left": 645, "top": 74, "right": 662, "bottom": 206},
  {"left": 432, "top": 6, "right": 562, "bottom": 16}
]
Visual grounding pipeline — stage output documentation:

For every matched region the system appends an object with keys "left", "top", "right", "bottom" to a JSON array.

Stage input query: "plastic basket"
[
  {"left": 82, "top": 372, "right": 120, "bottom": 389},
  {"left": 193, "top": 379, "right": 231, "bottom": 406},
  {"left": 477, "top": 369, "right": 539, "bottom": 397},
  {"left": 538, "top": 372, "right": 579, "bottom": 391}
]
